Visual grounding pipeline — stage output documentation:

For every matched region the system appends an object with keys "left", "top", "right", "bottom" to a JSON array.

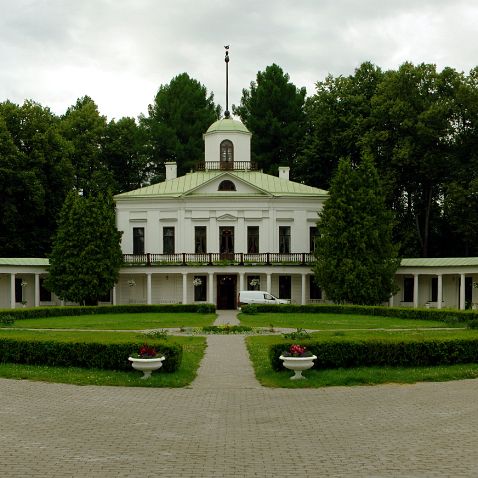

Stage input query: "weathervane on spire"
[{"left": 224, "top": 45, "right": 230, "bottom": 118}]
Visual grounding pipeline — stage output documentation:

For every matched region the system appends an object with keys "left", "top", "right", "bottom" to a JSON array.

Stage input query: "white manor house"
[{"left": 1, "top": 116, "right": 478, "bottom": 310}]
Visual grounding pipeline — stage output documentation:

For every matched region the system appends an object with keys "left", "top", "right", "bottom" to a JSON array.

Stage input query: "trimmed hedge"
[
  {"left": 0, "top": 303, "right": 216, "bottom": 321},
  {"left": 0, "top": 338, "right": 182, "bottom": 372},
  {"left": 242, "top": 303, "right": 476, "bottom": 323},
  {"left": 269, "top": 338, "right": 478, "bottom": 371}
]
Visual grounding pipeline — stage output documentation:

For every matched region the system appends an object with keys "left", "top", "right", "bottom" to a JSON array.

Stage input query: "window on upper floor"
[
  {"left": 195, "top": 226, "right": 207, "bottom": 253},
  {"left": 247, "top": 226, "right": 259, "bottom": 253},
  {"left": 279, "top": 226, "right": 291, "bottom": 254},
  {"left": 163, "top": 227, "right": 175, "bottom": 254},
  {"left": 133, "top": 227, "right": 145, "bottom": 255},
  {"left": 218, "top": 180, "right": 236, "bottom": 191},
  {"left": 220, "top": 139, "right": 234, "bottom": 168},
  {"left": 309, "top": 226, "right": 319, "bottom": 253}
]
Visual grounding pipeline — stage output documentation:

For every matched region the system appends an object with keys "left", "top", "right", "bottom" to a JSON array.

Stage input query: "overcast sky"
[{"left": 1, "top": 0, "right": 477, "bottom": 121}]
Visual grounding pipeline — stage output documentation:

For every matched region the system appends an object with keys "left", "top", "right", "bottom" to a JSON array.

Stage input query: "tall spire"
[{"left": 224, "top": 45, "right": 230, "bottom": 118}]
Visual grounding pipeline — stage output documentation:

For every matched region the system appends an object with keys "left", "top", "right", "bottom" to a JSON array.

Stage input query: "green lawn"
[
  {"left": 0, "top": 333, "right": 206, "bottom": 387},
  {"left": 6, "top": 312, "right": 216, "bottom": 330},
  {"left": 246, "top": 330, "right": 478, "bottom": 388},
  {"left": 239, "top": 312, "right": 461, "bottom": 330}
]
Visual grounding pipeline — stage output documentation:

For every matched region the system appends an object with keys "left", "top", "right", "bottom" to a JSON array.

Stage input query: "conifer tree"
[
  {"left": 46, "top": 191, "right": 123, "bottom": 305},
  {"left": 314, "top": 154, "right": 399, "bottom": 305}
]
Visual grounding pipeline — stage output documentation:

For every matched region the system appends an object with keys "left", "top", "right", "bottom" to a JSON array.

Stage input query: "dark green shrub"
[
  {"left": 269, "top": 338, "right": 478, "bottom": 371},
  {"left": 0, "top": 315, "right": 15, "bottom": 326},
  {"left": 0, "top": 338, "right": 182, "bottom": 372},
  {"left": 467, "top": 320, "right": 478, "bottom": 329},
  {"left": 241, "top": 303, "right": 476, "bottom": 324},
  {"left": 241, "top": 304, "right": 258, "bottom": 315},
  {"left": 0, "top": 303, "right": 216, "bottom": 322},
  {"left": 196, "top": 303, "right": 215, "bottom": 313}
]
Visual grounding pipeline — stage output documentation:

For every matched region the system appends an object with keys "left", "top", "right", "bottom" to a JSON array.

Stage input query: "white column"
[
  {"left": 112, "top": 285, "right": 117, "bottom": 305},
  {"left": 239, "top": 272, "right": 245, "bottom": 292},
  {"left": 146, "top": 273, "right": 152, "bottom": 305},
  {"left": 182, "top": 273, "right": 188, "bottom": 304},
  {"left": 389, "top": 293, "right": 394, "bottom": 307},
  {"left": 208, "top": 272, "right": 214, "bottom": 304},
  {"left": 437, "top": 274, "right": 443, "bottom": 309},
  {"left": 460, "top": 274, "right": 466, "bottom": 310},
  {"left": 266, "top": 273, "right": 272, "bottom": 294},
  {"left": 301, "top": 273, "right": 307, "bottom": 305},
  {"left": 35, "top": 274, "right": 40, "bottom": 307},
  {"left": 10, "top": 273, "right": 15, "bottom": 309},
  {"left": 413, "top": 274, "right": 419, "bottom": 308}
]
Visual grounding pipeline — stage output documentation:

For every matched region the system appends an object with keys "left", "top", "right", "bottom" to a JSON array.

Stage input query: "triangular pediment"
[
  {"left": 183, "top": 172, "right": 272, "bottom": 197},
  {"left": 216, "top": 213, "right": 238, "bottom": 222}
]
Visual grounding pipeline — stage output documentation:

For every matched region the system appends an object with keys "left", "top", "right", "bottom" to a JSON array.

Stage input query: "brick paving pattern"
[{"left": 1, "top": 311, "right": 478, "bottom": 477}]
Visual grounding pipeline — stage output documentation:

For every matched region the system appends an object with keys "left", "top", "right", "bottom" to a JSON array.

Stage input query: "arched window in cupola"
[
  {"left": 220, "top": 140, "right": 234, "bottom": 169},
  {"left": 218, "top": 180, "right": 236, "bottom": 191}
]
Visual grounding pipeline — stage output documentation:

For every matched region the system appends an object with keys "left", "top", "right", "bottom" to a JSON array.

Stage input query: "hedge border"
[
  {"left": 270, "top": 338, "right": 478, "bottom": 371},
  {"left": 0, "top": 303, "right": 216, "bottom": 321},
  {"left": 242, "top": 303, "right": 477, "bottom": 323},
  {"left": 0, "top": 337, "right": 183, "bottom": 372}
]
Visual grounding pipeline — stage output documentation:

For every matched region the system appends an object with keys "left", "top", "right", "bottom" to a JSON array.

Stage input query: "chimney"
[
  {"left": 165, "top": 162, "right": 177, "bottom": 180},
  {"left": 278, "top": 166, "right": 290, "bottom": 181}
]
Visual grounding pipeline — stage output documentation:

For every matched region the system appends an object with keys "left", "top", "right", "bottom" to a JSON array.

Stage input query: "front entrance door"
[{"left": 217, "top": 275, "right": 237, "bottom": 309}]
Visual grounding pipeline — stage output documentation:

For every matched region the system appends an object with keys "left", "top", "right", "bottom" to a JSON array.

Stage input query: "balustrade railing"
[
  {"left": 123, "top": 252, "right": 314, "bottom": 267},
  {"left": 195, "top": 161, "right": 258, "bottom": 171}
]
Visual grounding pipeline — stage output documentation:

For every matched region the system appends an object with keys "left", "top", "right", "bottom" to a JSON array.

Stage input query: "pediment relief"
[{"left": 216, "top": 213, "right": 238, "bottom": 222}]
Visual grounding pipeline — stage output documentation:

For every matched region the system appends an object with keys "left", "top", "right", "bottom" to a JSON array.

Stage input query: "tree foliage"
[
  {"left": 0, "top": 100, "right": 73, "bottom": 257},
  {"left": 140, "top": 73, "right": 220, "bottom": 181},
  {"left": 46, "top": 192, "right": 123, "bottom": 305},
  {"left": 233, "top": 64, "right": 306, "bottom": 176},
  {"left": 314, "top": 155, "right": 400, "bottom": 305}
]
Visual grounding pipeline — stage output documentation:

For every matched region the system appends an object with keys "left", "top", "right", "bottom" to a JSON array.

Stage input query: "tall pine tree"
[
  {"left": 314, "top": 154, "right": 399, "bottom": 305},
  {"left": 46, "top": 191, "right": 123, "bottom": 305}
]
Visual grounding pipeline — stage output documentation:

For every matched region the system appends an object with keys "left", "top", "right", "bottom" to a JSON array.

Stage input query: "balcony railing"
[
  {"left": 195, "top": 161, "right": 258, "bottom": 171},
  {"left": 123, "top": 252, "right": 315, "bottom": 267}
]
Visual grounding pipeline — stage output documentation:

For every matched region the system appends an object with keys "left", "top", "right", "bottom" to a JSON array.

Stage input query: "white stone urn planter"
[
  {"left": 279, "top": 355, "right": 317, "bottom": 380},
  {"left": 128, "top": 356, "right": 165, "bottom": 379}
]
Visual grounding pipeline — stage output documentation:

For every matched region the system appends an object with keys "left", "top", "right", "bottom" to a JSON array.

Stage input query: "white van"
[{"left": 237, "top": 290, "right": 290, "bottom": 307}]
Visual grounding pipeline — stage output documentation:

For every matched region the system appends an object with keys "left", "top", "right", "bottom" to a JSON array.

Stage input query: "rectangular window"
[
  {"left": 403, "top": 277, "right": 414, "bottom": 302},
  {"left": 309, "top": 276, "right": 322, "bottom": 300},
  {"left": 133, "top": 227, "right": 145, "bottom": 255},
  {"left": 163, "top": 227, "right": 175, "bottom": 254},
  {"left": 309, "top": 226, "right": 318, "bottom": 253},
  {"left": 247, "top": 226, "right": 259, "bottom": 253},
  {"left": 247, "top": 275, "right": 260, "bottom": 291},
  {"left": 431, "top": 277, "right": 438, "bottom": 302},
  {"left": 219, "top": 227, "right": 234, "bottom": 254},
  {"left": 15, "top": 278, "right": 23, "bottom": 303},
  {"left": 194, "top": 275, "right": 207, "bottom": 301},
  {"left": 279, "top": 226, "right": 291, "bottom": 253},
  {"left": 195, "top": 226, "right": 207, "bottom": 253},
  {"left": 40, "top": 278, "right": 52, "bottom": 302},
  {"left": 279, "top": 275, "right": 291, "bottom": 300}
]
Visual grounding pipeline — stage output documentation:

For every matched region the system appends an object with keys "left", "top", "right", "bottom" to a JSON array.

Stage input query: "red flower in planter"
[{"left": 138, "top": 344, "right": 158, "bottom": 358}]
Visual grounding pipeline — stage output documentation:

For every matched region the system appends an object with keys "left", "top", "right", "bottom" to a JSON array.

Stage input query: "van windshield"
[{"left": 264, "top": 294, "right": 274, "bottom": 300}]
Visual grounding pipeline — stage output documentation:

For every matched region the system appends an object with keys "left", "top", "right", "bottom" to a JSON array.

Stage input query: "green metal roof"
[
  {"left": 400, "top": 257, "right": 478, "bottom": 267},
  {"left": 0, "top": 258, "right": 49, "bottom": 266},
  {"left": 115, "top": 171, "right": 328, "bottom": 200},
  {"left": 205, "top": 118, "right": 250, "bottom": 134}
]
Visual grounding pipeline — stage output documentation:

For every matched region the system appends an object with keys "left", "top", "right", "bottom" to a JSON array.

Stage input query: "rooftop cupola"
[{"left": 200, "top": 46, "right": 254, "bottom": 171}]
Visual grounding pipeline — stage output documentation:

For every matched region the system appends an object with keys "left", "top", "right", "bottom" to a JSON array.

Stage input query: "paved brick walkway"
[{"left": 1, "top": 311, "right": 478, "bottom": 477}]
